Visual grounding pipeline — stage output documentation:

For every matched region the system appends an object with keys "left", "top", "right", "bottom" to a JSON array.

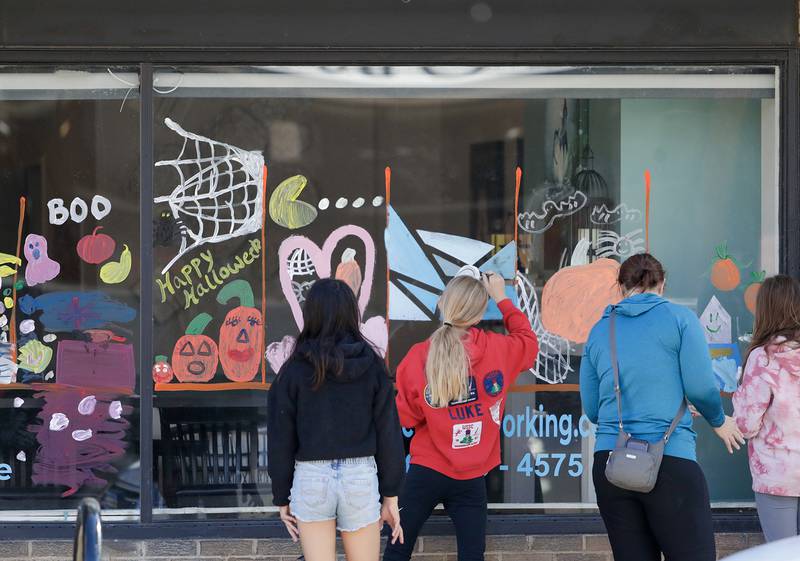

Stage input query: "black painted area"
[{"left": 0, "top": 0, "right": 796, "bottom": 50}]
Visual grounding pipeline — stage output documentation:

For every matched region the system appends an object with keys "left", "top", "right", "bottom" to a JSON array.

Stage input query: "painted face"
[
  {"left": 699, "top": 296, "right": 732, "bottom": 344},
  {"left": 152, "top": 357, "right": 174, "bottom": 384},
  {"left": 705, "top": 312, "right": 722, "bottom": 334},
  {"left": 29, "top": 239, "right": 41, "bottom": 260},
  {"left": 172, "top": 334, "right": 218, "bottom": 383},
  {"left": 219, "top": 307, "right": 263, "bottom": 382}
]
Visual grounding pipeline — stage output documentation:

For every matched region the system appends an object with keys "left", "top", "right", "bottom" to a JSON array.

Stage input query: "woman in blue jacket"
[{"left": 580, "top": 253, "right": 744, "bottom": 561}]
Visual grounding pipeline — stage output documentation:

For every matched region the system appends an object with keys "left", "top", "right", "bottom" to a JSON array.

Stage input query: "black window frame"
[{"left": 0, "top": 47, "right": 796, "bottom": 539}]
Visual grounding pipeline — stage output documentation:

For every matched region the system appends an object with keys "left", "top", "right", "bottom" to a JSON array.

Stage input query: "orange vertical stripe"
[
  {"left": 384, "top": 166, "right": 391, "bottom": 367},
  {"left": 261, "top": 165, "right": 268, "bottom": 384},
  {"left": 10, "top": 196, "right": 25, "bottom": 367},
  {"left": 644, "top": 169, "right": 651, "bottom": 252}
]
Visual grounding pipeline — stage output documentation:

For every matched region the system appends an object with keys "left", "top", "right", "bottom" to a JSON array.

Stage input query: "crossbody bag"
[{"left": 604, "top": 310, "right": 687, "bottom": 493}]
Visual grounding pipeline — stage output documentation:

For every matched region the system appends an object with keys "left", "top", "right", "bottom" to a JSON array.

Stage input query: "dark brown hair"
[
  {"left": 618, "top": 253, "right": 665, "bottom": 293},
  {"left": 288, "top": 278, "right": 374, "bottom": 390},
  {"left": 745, "top": 275, "right": 800, "bottom": 367}
]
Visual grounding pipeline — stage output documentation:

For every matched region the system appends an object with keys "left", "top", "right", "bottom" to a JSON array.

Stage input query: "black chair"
[{"left": 156, "top": 407, "right": 270, "bottom": 508}]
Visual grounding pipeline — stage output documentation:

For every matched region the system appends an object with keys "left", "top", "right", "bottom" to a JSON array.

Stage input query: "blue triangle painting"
[
  {"left": 479, "top": 241, "right": 516, "bottom": 279},
  {"left": 385, "top": 207, "right": 445, "bottom": 291}
]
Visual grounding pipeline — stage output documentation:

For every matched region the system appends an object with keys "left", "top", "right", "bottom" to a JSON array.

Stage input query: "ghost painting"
[
  {"left": 24, "top": 234, "right": 60, "bottom": 287},
  {"left": 700, "top": 296, "right": 732, "bottom": 344}
]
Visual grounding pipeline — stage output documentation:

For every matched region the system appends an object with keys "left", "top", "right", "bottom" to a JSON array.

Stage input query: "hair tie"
[{"left": 443, "top": 321, "right": 453, "bottom": 327}]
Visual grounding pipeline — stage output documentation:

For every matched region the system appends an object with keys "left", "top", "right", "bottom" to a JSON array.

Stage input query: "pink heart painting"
[{"left": 269, "top": 225, "right": 387, "bottom": 373}]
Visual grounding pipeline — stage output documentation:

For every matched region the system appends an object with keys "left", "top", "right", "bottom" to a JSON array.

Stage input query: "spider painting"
[{"left": 153, "top": 210, "right": 187, "bottom": 247}]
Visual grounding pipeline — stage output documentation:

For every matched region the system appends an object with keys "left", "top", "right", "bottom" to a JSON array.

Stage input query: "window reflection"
[
  {"left": 148, "top": 66, "right": 777, "bottom": 517},
  {"left": 0, "top": 68, "right": 140, "bottom": 517}
]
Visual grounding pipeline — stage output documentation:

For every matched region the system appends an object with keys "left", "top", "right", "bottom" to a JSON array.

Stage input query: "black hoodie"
[{"left": 267, "top": 338, "right": 405, "bottom": 506}]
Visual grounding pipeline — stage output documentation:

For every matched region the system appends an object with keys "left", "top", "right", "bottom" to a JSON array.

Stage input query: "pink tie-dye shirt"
[{"left": 732, "top": 340, "right": 800, "bottom": 497}]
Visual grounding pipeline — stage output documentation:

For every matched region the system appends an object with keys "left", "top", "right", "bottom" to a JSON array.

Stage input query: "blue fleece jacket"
[{"left": 579, "top": 293, "right": 725, "bottom": 461}]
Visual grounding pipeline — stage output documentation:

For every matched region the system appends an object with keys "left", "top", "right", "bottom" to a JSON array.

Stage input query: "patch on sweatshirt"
[
  {"left": 425, "top": 376, "right": 478, "bottom": 408},
  {"left": 489, "top": 399, "right": 503, "bottom": 426},
  {"left": 483, "top": 370, "right": 504, "bottom": 396},
  {"left": 452, "top": 421, "right": 482, "bottom": 449}
]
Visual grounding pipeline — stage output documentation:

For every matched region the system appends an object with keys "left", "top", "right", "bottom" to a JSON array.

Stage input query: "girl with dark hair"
[
  {"left": 733, "top": 275, "right": 800, "bottom": 541},
  {"left": 268, "top": 278, "right": 405, "bottom": 561},
  {"left": 580, "top": 253, "right": 744, "bottom": 561}
]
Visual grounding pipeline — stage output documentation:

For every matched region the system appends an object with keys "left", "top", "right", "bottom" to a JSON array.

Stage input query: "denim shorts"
[{"left": 289, "top": 456, "right": 380, "bottom": 532}]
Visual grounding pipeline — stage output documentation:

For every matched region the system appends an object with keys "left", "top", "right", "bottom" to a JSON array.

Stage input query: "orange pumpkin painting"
[
  {"left": 217, "top": 279, "right": 264, "bottom": 382},
  {"left": 541, "top": 258, "right": 623, "bottom": 343},
  {"left": 710, "top": 243, "right": 741, "bottom": 291},
  {"left": 744, "top": 270, "right": 766, "bottom": 314},
  {"left": 172, "top": 312, "right": 219, "bottom": 383}
]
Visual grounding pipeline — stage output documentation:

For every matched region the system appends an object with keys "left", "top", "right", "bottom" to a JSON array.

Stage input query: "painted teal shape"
[
  {"left": 389, "top": 281, "right": 431, "bottom": 321},
  {"left": 385, "top": 207, "right": 444, "bottom": 290},
  {"left": 398, "top": 278, "right": 440, "bottom": 314},
  {"left": 479, "top": 241, "right": 517, "bottom": 279},
  {"left": 484, "top": 286, "right": 518, "bottom": 320},
  {"left": 20, "top": 291, "right": 136, "bottom": 332}
]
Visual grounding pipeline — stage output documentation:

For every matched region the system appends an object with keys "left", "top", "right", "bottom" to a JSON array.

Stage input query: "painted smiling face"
[
  {"left": 217, "top": 280, "right": 263, "bottom": 382},
  {"left": 24, "top": 234, "right": 60, "bottom": 286},
  {"left": 700, "top": 296, "right": 731, "bottom": 344}
]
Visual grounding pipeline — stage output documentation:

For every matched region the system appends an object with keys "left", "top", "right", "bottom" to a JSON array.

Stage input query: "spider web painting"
[
  {"left": 287, "top": 248, "right": 317, "bottom": 304},
  {"left": 154, "top": 118, "right": 265, "bottom": 274},
  {"left": 515, "top": 273, "right": 572, "bottom": 384}
]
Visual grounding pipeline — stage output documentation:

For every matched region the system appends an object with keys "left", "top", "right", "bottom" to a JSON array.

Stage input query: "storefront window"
[
  {"left": 0, "top": 67, "right": 141, "bottom": 519},
  {"left": 149, "top": 65, "right": 778, "bottom": 517}
]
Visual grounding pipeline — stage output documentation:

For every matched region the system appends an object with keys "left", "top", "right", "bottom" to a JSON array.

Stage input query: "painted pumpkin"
[
  {"left": 76, "top": 226, "right": 116, "bottom": 264},
  {"left": 172, "top": 312, "right": 219, "bottom": 382},
  {"left": 217, "top": 279, "right": 263, "bottom": 382},
  {"left": 152, "top": 355, "right": 174, "bottom": 384},
  {"left": 710, "top": 243, "right": 741, "bottom": 292},
  {"left": 744, "top": 270, "right": 766, "bottom": 314},
  {"left": 541, "top": 258, "right": 623, "bottom": 344}
]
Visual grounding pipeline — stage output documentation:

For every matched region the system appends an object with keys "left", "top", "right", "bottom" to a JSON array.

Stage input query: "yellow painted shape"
[
  {"left": 18, "top": 339, "right": 53, "bottom": 374},
  {"left": 268, "top": 175, "right": 318, "bottom": 230},
  {"left": 100, "top": 244, "right": 132, "bottom": 284}
]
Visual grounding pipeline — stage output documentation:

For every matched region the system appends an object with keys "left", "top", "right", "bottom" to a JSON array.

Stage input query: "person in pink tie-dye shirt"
[{"left": 733, "top": 275, "right": 800, "bottom": 542}]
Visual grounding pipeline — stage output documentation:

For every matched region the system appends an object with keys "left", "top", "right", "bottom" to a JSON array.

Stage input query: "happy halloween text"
[{"left": 156, "top": 239, "right": 261, "bottom": 308}]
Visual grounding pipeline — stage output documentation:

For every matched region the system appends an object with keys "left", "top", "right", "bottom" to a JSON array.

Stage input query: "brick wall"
[{"left": 0, "top": 533, "right": 765, "bottom": 561}]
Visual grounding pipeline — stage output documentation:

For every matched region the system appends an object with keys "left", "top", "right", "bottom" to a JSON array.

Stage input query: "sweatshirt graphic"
[{"left": 395, "top": 299, "right": 538, "bottom": 480}]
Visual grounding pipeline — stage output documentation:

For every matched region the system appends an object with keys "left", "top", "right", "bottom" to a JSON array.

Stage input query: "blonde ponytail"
[{"left": 425, "top": 276, "right": 489, "bottom": 407}]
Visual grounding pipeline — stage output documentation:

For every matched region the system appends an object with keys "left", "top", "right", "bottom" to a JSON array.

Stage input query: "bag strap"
[
  {"left": 609, "top": 310, "right": 625, "bottom": 433},
  {"left": 663, "top": 399, "right": 687, "bottom": 443},
  {"left": 609, "top": 309, "right": 687, "bottom": 442}
]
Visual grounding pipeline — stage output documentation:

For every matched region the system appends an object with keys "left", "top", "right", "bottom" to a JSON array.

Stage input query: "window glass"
[
  {"left": 0, "top": 67, "right": 140, "bottom": 519},
  {"left": 151, "top": 66, "right": 777, "bottom": 517}
]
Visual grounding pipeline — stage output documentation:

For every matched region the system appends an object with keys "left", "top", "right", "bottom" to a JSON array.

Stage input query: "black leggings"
[
  {"left": 593, "top": 451, "right": 716, "bottom": 561},
  {"left": 383, "top": 464, "right": 487, "bottom": 561}
]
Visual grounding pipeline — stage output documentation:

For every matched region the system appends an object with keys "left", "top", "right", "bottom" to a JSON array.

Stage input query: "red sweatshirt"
[{"left": 395, "top": 299, "right": 538, "bottom": 479}]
